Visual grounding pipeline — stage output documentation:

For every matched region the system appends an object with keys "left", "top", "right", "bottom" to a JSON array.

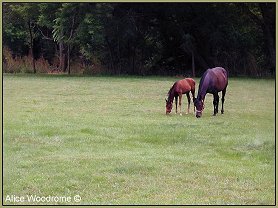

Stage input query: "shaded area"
[{"left": 3, "top": 3, "right": 275, "bottom": 76}]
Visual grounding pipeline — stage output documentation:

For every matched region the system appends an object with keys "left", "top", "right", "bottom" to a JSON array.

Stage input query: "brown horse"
[
  {"left": 165, "top": 78, "right": 196, "bottom": 115},
  {"left": 194, "top": 67, "right": 228, "bottom": 118}
]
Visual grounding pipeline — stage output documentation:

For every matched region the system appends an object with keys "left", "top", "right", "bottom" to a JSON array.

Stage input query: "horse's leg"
[
  {"left": 216, "top": 93, "right": 219, "bottom": 114},
  {"left": 186, "top": 92, "right": 190, "bottom": 114},
  {"left": 175, "top": 96, "right": 178, "bottom": 114},
  {"left": 213, "top": 93, "right": 219, "bottom": 116},
  {"left": 221, "top": 87, "right": 227, "bottom": 114},
  {"left": 191, "top": 89, "right": 196, "bottom": 113},
  {"left": 179, "top": 93, "right": 182, "bottom": 116}
]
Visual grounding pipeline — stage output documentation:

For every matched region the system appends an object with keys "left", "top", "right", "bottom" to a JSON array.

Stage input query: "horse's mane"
[
  {"left": 167, "top": 83, "right": 176, "bottom": 103},
  {"left": 199, "top": 69, "right": 209, "bottom": 85},
  {"left": 197, "top": 69, "right": 210, "bottom": 100}
]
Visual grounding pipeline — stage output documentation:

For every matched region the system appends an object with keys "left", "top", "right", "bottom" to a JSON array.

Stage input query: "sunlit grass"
[{"left": 3, "top": 74, "right": 275, "bottom": 205}]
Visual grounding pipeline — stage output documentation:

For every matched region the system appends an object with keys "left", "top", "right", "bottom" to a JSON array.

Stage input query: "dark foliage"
[{"left": 3, "top": 3, "right": 275, "bottom": 76}]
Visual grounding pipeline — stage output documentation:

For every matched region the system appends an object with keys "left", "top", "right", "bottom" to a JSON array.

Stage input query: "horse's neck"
[
  {"left": 197, "top": 90, "right": 206, "bottom": 101},
  {"left": 197, "top": 76, "right": 209, "bottom": 101},
  {"left": 167, "top": 88, "right": 175, "bottom": 103}
]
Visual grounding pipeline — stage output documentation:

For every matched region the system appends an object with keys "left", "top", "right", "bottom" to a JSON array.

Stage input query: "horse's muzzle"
[
  {"left": 195, "top": 112, "right": 202, "bottom": 118},
  {"left": 195, "top": 109, "right": 203, "bottom": 118}
]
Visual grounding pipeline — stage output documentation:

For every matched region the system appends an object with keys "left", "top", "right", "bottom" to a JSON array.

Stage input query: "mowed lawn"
[{"left": 3, "top": 74, "right": 275, "bottom": 205}]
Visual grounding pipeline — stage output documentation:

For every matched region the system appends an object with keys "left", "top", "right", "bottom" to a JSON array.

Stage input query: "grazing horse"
[
  {"left": 165, "top": 78, "right": 196, "bottom": 115},
  {"left": 194, "top": 67, "right": 228, "bottom": 118}
]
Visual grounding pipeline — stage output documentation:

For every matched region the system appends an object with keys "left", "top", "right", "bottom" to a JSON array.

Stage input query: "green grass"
[{"left": 3, "top": 74, "right": 275, "bottom": 205}]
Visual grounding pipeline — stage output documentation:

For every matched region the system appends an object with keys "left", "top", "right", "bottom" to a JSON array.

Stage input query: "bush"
[
  {"left": 3, "top": 46, "right": 51, "bottom": 73},
  {"left": 36, "top": 57, "right": 50, "bottom": 73},
  {"left": 82, "top": 56, "right": 106, "bottom": 75},
  {"left": 3, "top": 46, "right": 21, "bottom": 73}
]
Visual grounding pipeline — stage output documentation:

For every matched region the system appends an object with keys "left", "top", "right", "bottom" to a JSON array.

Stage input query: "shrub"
[
  {"left": 36, "top": 57, "right": 50, "bottom": 73},
  {"left": 3, "top": 46, "right": 21, "bottom": 73},
  {"left": 3, "top": 46, "right": 51, "bottom": 74},
  {"left": 83, "top": 56, "right": 106, "bottom": 75}
]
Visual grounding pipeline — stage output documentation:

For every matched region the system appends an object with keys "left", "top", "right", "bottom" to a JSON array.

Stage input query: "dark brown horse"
[
  {"left": 194, "top": 67, "right": 228, "bottom": 118},
  {"left": 165, "top": 78, "right": 196, "bottom": 115}
]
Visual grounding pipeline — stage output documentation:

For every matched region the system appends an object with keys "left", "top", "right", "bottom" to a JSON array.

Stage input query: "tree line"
[{"left": 3, "top": 2, "right": 275, "bottom": 77}]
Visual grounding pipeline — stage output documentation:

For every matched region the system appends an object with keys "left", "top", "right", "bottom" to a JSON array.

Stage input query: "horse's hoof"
[
  {"left": 221, "top": 111, "right": 224, "bottom": 114},
  {"left": 180, "top": 113, "right": 182, "bottom": 116}
]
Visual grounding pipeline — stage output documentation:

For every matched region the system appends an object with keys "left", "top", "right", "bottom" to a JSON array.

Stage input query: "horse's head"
[
  {"left": 165, "top": 98, "right": 172, "bottom": 115},
  {"left": 194, "top": 98, "right": 205, "bottom": 118}
]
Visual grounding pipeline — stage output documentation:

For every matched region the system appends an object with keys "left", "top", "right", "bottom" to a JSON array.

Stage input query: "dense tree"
[
  {"left": 240, "top": 3, "right": 275, "bottom": 74},
  {"left": 5, "top": 3, "right": 40, "bottom": 73},
  {"left": 37, "top": 3, "right": 63, "bottom": 70},
  {"left": 3, "top": 2, "right": 275, "bottom": 77}
]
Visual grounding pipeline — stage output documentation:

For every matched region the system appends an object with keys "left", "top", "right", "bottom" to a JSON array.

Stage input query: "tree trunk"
[
  {"left": 67, "top": 44, "right": 70, "bottom": 75},
  {"left": 195, "top": 51, "right": 209, "bottom": 71},
  {"left": 28, "top": 20, "right": 36, "bottom": 73},
  {"left": 67, "top": 14, "right": 76, "bottom": 75},
  {"left": 59, "top": 42, "right": 66, "bottom": 72},
  {"left": 132, "top": 46, "right": 136, "bottom": 75},
  {"left": 105, "top": 37, "right": 115, "bottom": 73},
  {"left": 117, "top": 36, "right": 121, "bottom": 74},
  {"left": 191, "top": 51, "right": 195, "bottom": 77},
  {"left": 116, "top": 24, "right": 121, "bottom": 74}
]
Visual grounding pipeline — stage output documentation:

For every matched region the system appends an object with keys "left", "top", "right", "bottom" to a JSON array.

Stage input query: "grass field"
[{"left": 3, "top": 74, "right": 275, "bottom": 205}]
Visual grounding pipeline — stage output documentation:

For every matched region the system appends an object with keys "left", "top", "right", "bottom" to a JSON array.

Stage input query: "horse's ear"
[{"left": 165, "top": 98, "right": 168, "bottom": 103}]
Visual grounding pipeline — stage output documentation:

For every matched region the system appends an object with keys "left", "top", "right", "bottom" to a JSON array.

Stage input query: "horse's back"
[
  {"left": 208, "top": 67, "right": 228, "bottom": 91},
  {"left": 185, "top": 78, "right": 196, "bottom": 86},
  {"left": 175, "top": 78, "right": 195, "bottom": 93},
  {"left": 211, "top": 67, "right": 228, "bottom": 79}
]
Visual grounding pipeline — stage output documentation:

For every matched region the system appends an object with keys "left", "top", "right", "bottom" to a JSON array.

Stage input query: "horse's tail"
[
  {"left": 218, "top": 67, "right": 228, "bottom": 78},
  {"left": 223, "top": 68, "right": 228, "bottom": 77},
  {"left": 186, "top": 78, "right": 195, "bottom": 89},
  {"left": 190, "top": 78, "right": 196, "bottom": 100},
  {"left": 222, "top": 67, "right": 229, "bottom": 85},
  {"left": 186, "top": 78, "right": 196, "bottom": 100}
]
